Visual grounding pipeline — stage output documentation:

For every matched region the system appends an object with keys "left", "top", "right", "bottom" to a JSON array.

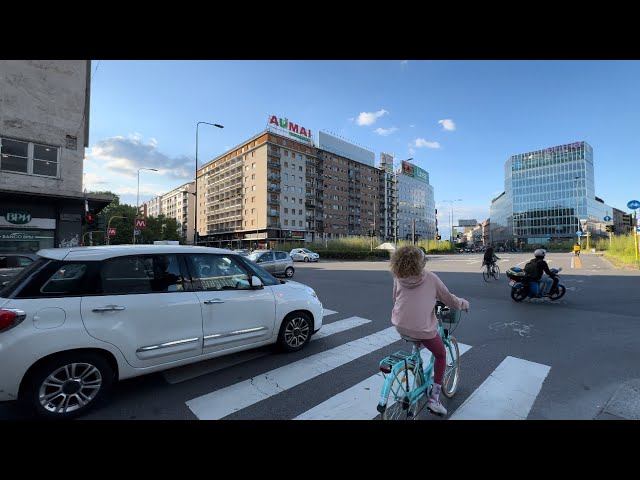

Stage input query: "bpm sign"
[
  {"left": 5, "top": 210, "right": 32, "bottom": 225},
  {"left": 268, "top": 115, "right": 313, "bottom": 143}
]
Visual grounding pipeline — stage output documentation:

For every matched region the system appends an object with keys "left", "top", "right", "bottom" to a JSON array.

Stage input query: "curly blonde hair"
[{"left": 390, "top": 245, "right": 426, "bottom": 278}]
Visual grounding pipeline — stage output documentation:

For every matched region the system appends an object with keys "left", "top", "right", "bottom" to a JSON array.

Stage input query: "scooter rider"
[{"left": 528, "top": 249, "right": 558, "bottom": 296}]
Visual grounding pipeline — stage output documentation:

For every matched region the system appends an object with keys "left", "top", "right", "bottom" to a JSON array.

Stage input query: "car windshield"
[
  {"left": 238, "top": 257, "right": 279, "bottom": 286},
  {"left": 301, "top": 249, "right": 312, "bottom": 254}
]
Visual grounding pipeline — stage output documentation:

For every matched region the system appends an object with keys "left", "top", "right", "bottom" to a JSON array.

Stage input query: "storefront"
[{"left": 0, "top": 191, "right": 112, "bottom": 253}]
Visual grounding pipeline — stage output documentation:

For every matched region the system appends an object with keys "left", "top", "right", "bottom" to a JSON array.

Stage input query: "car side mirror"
[{"left": 250, "top": 275, "right": 263, "bottom": 289}]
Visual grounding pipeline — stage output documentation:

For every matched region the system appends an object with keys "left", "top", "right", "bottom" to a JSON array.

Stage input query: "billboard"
[
  {"left": 317, "top": 131, "right": 375, "bottom": 167},
  {"left": 401, "top": 160, "right": 428, "bottom": 183},
  {"left": 458, "top": 219, "right": 478, "bottom": 227},
  {"left": 380, "top": 152, "right": 394, "bottom": 173},
  {"left": 267, "top": 114, "right": 313, "bottom": 144}
]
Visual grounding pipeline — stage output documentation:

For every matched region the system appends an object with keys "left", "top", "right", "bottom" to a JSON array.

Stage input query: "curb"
[{"left": 594, "top": 379, "right": 640, "bottom": 420}]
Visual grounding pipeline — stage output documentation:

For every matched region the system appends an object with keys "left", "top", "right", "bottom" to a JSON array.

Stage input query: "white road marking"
[
  {"left": 185, "top": 326, "right": 403, "bottom": 419},
  {"left": 294, "top": 343, "right": 472, "bottom": 420},
  {"left": 450, "top": 356, "right": 550, "bottom": 420},
  {"left": 323, "top": 309, "right": 338, "bottom": 317}
]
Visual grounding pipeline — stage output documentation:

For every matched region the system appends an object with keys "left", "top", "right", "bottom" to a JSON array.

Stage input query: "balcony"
[
  {"left": 268, "top": 185, "right": 281, "bottom": 193},
  {"left": 305, "top": 202, "right": 315, "bottom": 209},
  {"left": 268, "top": 174, "right": 281, "bottom": 182},
  {"left": 267, "top": 161, "right": 281, "bottom": 169},
  {"left": 268, "top": 210, "right": 280, "bottom": 217},
  {"left": 268, "top": 198, "right": 280, "bottom": 206}
]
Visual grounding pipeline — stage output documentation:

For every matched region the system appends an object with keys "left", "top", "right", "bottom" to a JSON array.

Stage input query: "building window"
[
  {"left": 284, "top": 219, "right": 289, "bottom": 226},
  {"left": 252, "top": 196, "right": 255, "bottom": 203},
  {"left": 252, "top": 185, "right": 256, "bottom": 191},
  {"left": 299, "top": 199, "right": 303, "bottom": 204},
  {"left": 299, "top": 221, "right": 303, "bottom": 227},
  {"left": 284, "top": 173, "right": 289, "bottom": 180},
  {"left": 285, "top": 208, "right": 289, "bottom": 214},
  {"left": 0, "top": 137, "right": 59, "bottom": 177},
  {"left": 299, "top": 166, "right": 302, "bottom": 172},
  {"left": 298, "top": 187, "right": 302, "bottom": 194},
  {"left": 284, "top": 162, "right": 288, "bottom": 168},
  {"left": 284, "top": 150, "right": 288, "bottom": 156},
  {"left": 291, "top": 197, "right": 295, "bottom": 203},
  {"left": 252, "top": 174, "right": 255, "bottom": 180},
  {"left": 252, "top": 220, "right": 255, "bottom": 225},
  {"left": 252, "top": 162, "right": 256, "bottom": 169},
  {"left": 298, "top": 209, "right": 303, "bottom": 215},
  {"left": 284, "top": 196, "right": 288, "bottom": 202}
]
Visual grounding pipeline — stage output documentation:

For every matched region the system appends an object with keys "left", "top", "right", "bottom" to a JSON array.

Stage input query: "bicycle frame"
[{"left": 377, "top": 321, "right": 455, "bottom": 415}]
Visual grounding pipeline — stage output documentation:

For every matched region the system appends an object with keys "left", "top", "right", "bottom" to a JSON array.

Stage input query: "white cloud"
[
  {"left": 374, "top": 127, "right": 398, "bottom": 136},
  {"left": 86, "top": 134, "right": 194, "bottom": 180},
  {"left": 414, "top": 138, "right": 441, "bottom": 149},
  {"left": 356, "top": 109, "right": 388, "bottom": 126},
  {"left": 438, "top": 119, "right": 456, "bottom": 131}
]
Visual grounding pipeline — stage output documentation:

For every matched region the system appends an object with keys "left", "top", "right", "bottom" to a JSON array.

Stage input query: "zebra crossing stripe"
[
  {"left": 185, "top": 326, "right": 401, "bottom": 420},
  {"left": 294, "top": 342, "right": 472, "bottom": 420},
  {"left": 164, "top": 314, "right": 370, "bottom": 384},
  {"left": 322, "top": 309, "right": 338, "bottom": 317},
  {"left": 450, "top": 355, "right": 550, "bottom": 420}
]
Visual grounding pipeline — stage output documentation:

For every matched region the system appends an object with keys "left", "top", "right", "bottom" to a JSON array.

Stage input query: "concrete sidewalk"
[{"left": 594, "top": 379, "right": 640, "bottom": 420}]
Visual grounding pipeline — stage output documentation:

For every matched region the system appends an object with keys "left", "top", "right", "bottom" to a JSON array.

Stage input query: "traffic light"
[
  {"left": 622, "top": 214, "right": 632, "bottom": 227},
  {"left": 85, "top": 210, "right": 96, "bottom": 230}
]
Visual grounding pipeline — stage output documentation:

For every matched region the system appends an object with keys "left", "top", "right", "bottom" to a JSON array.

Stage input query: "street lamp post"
[
  {"left": 442, "top": 199, "right": 462, "bottom": 244},
  {"left": 194, "top": 121, "right": 224, "bottom": 246},
  {"left": 574, "top": 175, "right": 581, "bottom": 246},
  {"left": 134, "top": 167, "right": 158, "bottom": 244}
]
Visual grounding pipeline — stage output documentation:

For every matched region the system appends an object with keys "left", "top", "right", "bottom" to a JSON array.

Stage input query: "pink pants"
[{"left": 421, "top": 335, "right": 446, "bottom": 385}]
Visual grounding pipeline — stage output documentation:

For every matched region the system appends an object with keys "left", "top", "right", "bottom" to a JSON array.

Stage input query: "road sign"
[
  {"left": 604, "top": 216, "right": 612, "bottom": 222},
  {"left": 107, "top": 227, "right": 116, "bottom": 237},
  {"left": 576, "top": 230, "right": 582, "bottom": 236},
  {"left": 134, "top": 218, "right": 146, "bottom": 229},
  {"left": 627, "top": 200, "right": 640, "bottom": 210},
  {"left": 637, "top": 226, "right": 640, "bottom": 233},
  {"left": 134, "top": 229, "right": 141, "bottom": 236}
]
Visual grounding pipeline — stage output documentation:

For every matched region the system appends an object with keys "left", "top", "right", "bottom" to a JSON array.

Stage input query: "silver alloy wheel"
[
  {"left": 285, "top": 267, "right": 294, "bottom": 277},
  {"left": 38, "top": 362, "right": 103, "bottom": 414},
  {"left": 283, "top": 316, "right": 310, "bottom": 348}
]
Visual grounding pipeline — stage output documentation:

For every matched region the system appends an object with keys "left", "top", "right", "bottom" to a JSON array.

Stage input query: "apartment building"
[
  {"left": 195, "top": 116, "right": 317, "bottom": 246},
  {"left": 316, "top": 132, "right": 381, "bottom": 239}
]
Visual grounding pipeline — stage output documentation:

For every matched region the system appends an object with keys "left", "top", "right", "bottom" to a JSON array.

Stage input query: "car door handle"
[
  {"left": 204, "top": 299, "right": 225, "bottom": 304},
  {"left": 92, "top": 305, "right": 126, "bottom": 312}
]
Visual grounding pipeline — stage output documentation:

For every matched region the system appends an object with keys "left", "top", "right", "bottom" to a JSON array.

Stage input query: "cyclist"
[
  {"left": 573, "top": 242, "right": 581, "bottom": 256},
  {"left": 482, "top": 246, "right": 499, "bottom": 274},
  {"left": 525, "top": 249, "right": 558, "bottom": 297},
  {"left": 389, "top": 245, "right": 470, "bottom": 416}
]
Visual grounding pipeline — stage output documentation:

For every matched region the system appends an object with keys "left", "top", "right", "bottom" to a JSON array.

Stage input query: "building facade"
[
  {"left": 316, "top": 132, "right": 381, "bottom": 239},
  {"left": 395, "top": 160, "right": 436, "bottom": 242},
  {"left": 490, "top": 141, "right": 614, "bottom": 248},
  {"left": 0, "top": 60, "right": 111, "bottom": 253},
  {"left": 141, "top": 182, "right": 195, "bottom": 242},
  {"left": 195, "top": 119, "right": 318, "bottom": 247}
]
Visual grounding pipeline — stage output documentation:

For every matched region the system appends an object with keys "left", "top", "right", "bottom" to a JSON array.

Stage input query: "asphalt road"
[{"left": 2, "top": 252, "right": 639, "bottom": 420}]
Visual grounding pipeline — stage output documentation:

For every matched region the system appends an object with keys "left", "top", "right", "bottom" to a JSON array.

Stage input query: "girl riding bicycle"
[{"left": 390, "top": 246, "right": 470, "bottom": 416}]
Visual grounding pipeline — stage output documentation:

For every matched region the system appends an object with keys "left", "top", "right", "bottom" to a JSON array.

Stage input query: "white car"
[
  {"left": 289, "top": 248, "right": 320, "bottom": 262},
  {"left": 0, "top": 245, "right": 323, "bottom": 419}
]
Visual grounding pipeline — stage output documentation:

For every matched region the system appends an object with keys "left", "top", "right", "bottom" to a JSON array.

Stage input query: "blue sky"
[{"left": 84, "top": 60, "right": 640, "bottom": 238}]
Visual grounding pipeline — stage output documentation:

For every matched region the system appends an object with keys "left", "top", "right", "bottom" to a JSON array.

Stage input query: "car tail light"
[{"left": 0, "top": 309, "right": 26, "bottom": 332}]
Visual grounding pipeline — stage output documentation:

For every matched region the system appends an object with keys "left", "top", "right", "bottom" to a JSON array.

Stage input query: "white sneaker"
[{"left": 427, "top": 398, "right": 447, "bottom": 416}]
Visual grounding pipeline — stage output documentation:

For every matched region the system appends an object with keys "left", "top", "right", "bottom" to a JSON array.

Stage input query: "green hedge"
[{"left": 313, "top": 249, "right": 391, "bottom": 260}]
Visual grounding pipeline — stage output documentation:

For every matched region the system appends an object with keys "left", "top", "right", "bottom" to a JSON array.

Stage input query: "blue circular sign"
[
  {"left": 576, "top": 230, "right": 582, "bottom": 236},
  {"left": 627, "top": 200, "right": 640, "bottom": 210},
  {"left": 604, "top": 215, "right": 612, "bottom": 221}
]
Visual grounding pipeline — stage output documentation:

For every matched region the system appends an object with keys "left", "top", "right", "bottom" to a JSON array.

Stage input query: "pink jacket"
[{"left": 391, "top": 270, "right": 469, "bottom": 340}]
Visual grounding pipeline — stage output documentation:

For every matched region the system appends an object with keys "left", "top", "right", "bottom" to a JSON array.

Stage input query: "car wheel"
[
  {"left": 303, "top": 257, "right": 310, "bottom": 262},
  {"left": 23, "top": 352, "right": 113, "bottom": 420},
  {"left": 285, "top": 266, "right": 294, "bottom": 277},
  {"left": 277, "top": 311, "right": 312, "bottom": 352}
]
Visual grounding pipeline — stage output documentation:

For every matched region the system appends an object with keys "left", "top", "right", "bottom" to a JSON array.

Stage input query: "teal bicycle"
[{"left": 376, "top": 301, "right": 463, "bottom": 420}]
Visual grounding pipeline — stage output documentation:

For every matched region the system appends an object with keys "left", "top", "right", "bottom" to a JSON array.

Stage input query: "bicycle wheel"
[
  {"left": 482, "top": 268, "right": 490, "bottom": 282},
  {"left": 380, "top": 364, "right": 424, "bottom": 420},
  {"left": 441, "top": 336, "right": 460, "bottom": 398},
  {"left": 492, "top": 265, "right": 500, "bottom": 280}
]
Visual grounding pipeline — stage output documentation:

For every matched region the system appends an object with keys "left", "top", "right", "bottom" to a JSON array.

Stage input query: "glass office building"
[
  {"left": 397, "top": 161, "right": 436, "bottom": 241},
  {"left": 490, "top": 141, "right": 614, "bottom": 247}
]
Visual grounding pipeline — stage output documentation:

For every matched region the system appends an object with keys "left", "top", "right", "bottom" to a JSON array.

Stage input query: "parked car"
[
  {"left": 0, "top": 245, "right": 323, "bottom": 419},
  {"left": 0, "top": 253, "right": 40, "bottom": 285},
  {"left": 246, "top": 250, "right": 295, "bottom": 278},
  {"left": 289, "top": 248, "right": 320, "bottom": 262},
  {"left": 233, "top": 249, "right": 250, "bottom": 257}
]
